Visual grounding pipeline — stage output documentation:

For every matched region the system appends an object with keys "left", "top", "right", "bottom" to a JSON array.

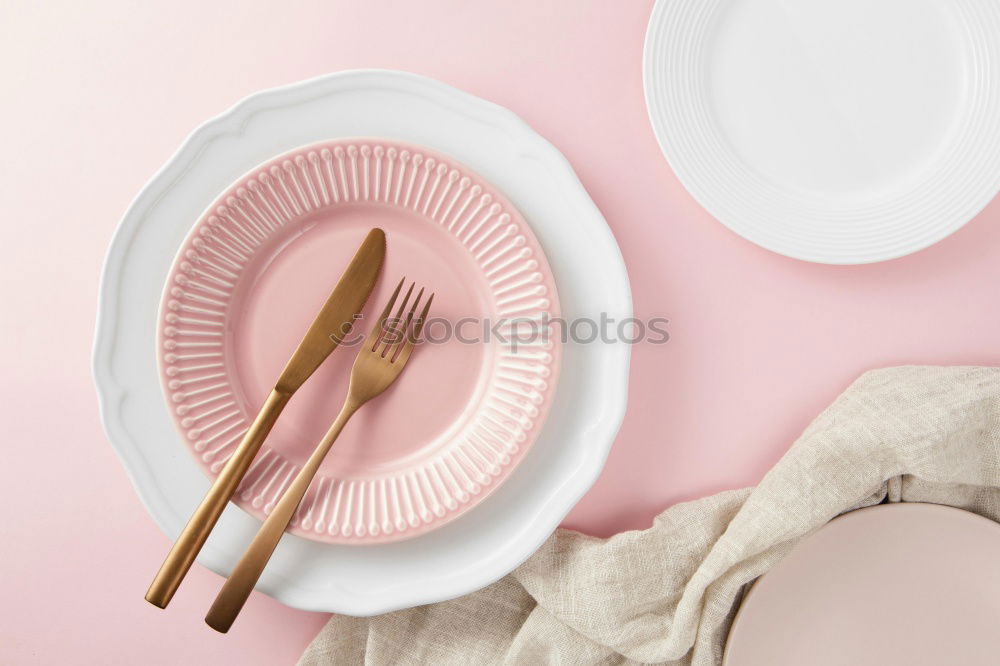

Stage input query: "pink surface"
[
  {"left": 2, "top": 0, "right": 998, "bottom": 663},
  {"left": 160, "top": 139, "right": 560, "bottom": 543}
]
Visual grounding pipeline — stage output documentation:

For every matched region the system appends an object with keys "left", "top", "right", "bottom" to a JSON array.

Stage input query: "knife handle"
[
  {"left": 205, "top": 402, "right": 358, "bottom": 632},
  {"left": 145, "top": 389, "right": 292, "bottom": 609}
]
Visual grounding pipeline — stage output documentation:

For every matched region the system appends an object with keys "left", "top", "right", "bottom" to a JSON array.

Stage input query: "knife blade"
[{"left": 145, "top": 227, "right": 386, "bottom": 608}]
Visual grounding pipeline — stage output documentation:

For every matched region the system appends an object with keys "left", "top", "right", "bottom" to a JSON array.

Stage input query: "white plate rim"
[
  {"left": 643, "top": 0, "right": 1000, "bottom": 265},
  {"left": 93, "top": 69, "right": 632, "bottom": 615}
]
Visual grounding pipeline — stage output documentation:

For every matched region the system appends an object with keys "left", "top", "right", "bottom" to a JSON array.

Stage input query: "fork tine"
[
  {"left": 377, "top": 282, "right": 414, "bottom": 356},
  {"left": 393, "top": 293, "right": 433, "bottom": 366},
  {"left": 412, "top": 293, "right": 433, "bottom": 340},
  {"left": 365, "top": 277, "right": 404, "bottom": 350},
  {"left": 387, "top": 287, "right": 424, "bottom": 361}
]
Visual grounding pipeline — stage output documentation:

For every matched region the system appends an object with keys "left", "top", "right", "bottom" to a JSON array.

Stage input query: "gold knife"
[{"left": 145, "top": 227, "right": 386, "bottom": 609}]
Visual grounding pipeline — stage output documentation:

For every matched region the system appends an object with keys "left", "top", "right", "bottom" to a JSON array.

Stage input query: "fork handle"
[
  {"left": 205, "top": 400, "right": 360, "bottom": 633},
  {"left": 145, "top": 389, "right": 291, "bottom": 609}
]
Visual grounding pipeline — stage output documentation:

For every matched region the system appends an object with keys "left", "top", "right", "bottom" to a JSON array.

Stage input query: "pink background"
[{"left": 2, "top": 1, "right": 998, "bottom": 663}]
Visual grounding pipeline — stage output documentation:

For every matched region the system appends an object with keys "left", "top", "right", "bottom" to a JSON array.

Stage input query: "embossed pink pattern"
[{"left": 158, "top": 139, "right": 561, "bottom": 544}]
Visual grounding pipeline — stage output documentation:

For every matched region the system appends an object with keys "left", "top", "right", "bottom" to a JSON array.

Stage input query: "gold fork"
[{"left": 205, "top": 278, "right": 433, "bottom": 633}]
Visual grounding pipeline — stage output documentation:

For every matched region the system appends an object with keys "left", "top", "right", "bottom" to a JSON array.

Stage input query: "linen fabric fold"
[{"left": 301, "top": 366, "right": 1000, "bottom": 665}]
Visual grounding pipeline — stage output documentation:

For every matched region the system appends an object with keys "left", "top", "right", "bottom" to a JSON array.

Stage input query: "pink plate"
[
  {"left": 158, "top": 139, "right": 561, "bottom": 544},
  {"left": 724, "top": 504, "right": 1000, "bottom": 665}
]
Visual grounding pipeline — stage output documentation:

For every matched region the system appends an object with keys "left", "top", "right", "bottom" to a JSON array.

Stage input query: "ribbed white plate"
[
  {"left": 93, "top": 70, "right": 631, "bottom": 615},
  {"left": 645, "top": 0, "right": 1000, "bottom": 264}
]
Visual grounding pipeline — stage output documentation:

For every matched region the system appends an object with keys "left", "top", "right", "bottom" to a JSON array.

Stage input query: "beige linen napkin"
[{"left": 300, "top": 366, "right": 1000, "bottom": 665}]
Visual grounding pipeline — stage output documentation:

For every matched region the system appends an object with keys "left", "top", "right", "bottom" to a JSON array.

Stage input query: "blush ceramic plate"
[
  {"left": 94, "top": 70, "right": 630, "bottom": 616},
  {"left": 159, "top": 138, "right": 561, "bottom": 544},
  {"left": 645, "top": 0, "right": 1000, "bottom": 264},
  {"left": 724, "top": 503, "right": 1000, "bottom": 665}
]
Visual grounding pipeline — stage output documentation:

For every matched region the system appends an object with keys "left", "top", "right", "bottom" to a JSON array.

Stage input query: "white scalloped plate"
[
  {"left": 93, "top": 70, "right": 630, "bottom": 615},
  {"left": 645, "top": 0, "right": 1000, "bottom": 264}
]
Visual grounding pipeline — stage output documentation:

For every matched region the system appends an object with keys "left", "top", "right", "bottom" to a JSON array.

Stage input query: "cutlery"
[
  {"left": 205, "top": 278, "right": 432, "bottom": 632},
  {"left": 145, "top": 228, "right": 386, "bottom": 609}
]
